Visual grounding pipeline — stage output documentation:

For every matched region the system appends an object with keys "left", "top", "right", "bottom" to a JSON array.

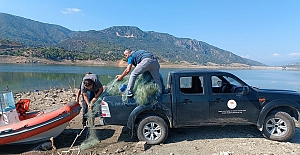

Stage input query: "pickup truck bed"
[{"left": 102, "top": 96, "right": 137, "bottom": 125}]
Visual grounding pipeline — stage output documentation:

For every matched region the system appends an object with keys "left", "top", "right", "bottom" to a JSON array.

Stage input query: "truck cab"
[{"left": 169, "top": 70, "right": 260, "bottom": 127}]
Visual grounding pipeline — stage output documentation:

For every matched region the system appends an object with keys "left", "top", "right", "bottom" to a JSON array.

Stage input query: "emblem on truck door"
[{"left": 227, "top": 99, "right": 237, "bottom": 109}]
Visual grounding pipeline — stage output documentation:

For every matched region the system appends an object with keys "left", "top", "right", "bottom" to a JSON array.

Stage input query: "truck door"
[
  {"left": 175, "top": 75, "right": 210, "bottom": 126},
  {"left": 209, "top": 75, "right": 260, "bottom": 124}
]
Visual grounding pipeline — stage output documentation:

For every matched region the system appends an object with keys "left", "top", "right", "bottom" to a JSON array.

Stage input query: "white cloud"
[
  {"left": 287, "top": 52, "right": 300, "bottom": 57},
  {"left": 61, "top": 8, "right": 82, "bottom": 14},
  {"left": 272, "top": 53, "right": 280, "bottom": 57}
]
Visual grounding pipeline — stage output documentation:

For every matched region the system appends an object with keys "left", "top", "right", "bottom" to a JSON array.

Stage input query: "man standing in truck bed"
[{"left": 116, "top": 49, "right": 162, "bottom": 97}]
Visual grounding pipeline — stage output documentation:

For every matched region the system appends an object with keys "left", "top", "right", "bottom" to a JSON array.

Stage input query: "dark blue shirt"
[{"left": 128, "top": 50, "right": 153, "bottom": 66}]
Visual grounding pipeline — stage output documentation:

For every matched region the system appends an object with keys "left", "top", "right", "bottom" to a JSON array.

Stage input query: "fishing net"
[
  {"left": 79, "top": 110, "right": 98, "bottom": 150},
  {"left": 80, "top": 71, "right": 164, "bottom": 150}
]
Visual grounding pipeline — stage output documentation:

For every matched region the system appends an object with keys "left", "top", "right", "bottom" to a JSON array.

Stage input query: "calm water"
[{"left": 0, "top": 63, "right": 300, "bottom": 93}]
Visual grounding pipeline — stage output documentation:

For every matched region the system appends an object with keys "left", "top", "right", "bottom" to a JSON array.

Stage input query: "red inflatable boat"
[{"left": 0, "top": 91, "right": 81, "bottom": 145}]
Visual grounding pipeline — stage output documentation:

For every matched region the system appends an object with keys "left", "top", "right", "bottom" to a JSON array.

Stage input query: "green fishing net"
[
  {"left": 80, "top": 71, "right": 164, "bottom": 150},
  {"left": 79, "top": 110, "right": 98, "bottom": 150}
]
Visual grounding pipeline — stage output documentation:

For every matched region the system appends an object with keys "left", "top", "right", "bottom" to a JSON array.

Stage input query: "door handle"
[
  {"left": 183, "top": 99, "right": 192, "bottom": 104},
  {"left": 212, "top": 98, "right": 224, "bottom": 103}
]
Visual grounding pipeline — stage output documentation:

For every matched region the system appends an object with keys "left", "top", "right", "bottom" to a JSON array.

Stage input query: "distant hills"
[
  {"left": 0, "top": 12, "right": 266, "bottom": 66},
  {"left": 0, "top": 13, "right": 72, "bottom": 46}
]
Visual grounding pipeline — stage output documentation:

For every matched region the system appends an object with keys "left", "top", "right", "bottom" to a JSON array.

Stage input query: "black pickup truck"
[{"left": 101, "top": 70, "right": 300, "bottom": 144}]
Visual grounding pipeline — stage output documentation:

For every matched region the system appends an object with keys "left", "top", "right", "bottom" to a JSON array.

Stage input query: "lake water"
[{"left": 0, "top": 63, "right": 300, "bottom": 93}]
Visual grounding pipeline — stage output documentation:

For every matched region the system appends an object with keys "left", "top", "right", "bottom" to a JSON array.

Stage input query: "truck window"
[
  {"left": 180, "top": 76, "right": 203, "bottom": 94},
  {"left": 211, "top": 75, "right": 243, "bottom": 94}
]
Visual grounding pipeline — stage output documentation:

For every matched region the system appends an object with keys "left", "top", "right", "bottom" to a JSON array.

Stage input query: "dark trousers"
[{"left": 82, "top": 91, "right": 98, "bottom": 126}]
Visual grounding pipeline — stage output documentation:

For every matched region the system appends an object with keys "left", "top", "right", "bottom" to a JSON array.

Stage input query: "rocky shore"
[
  {"left": 1, "top": 55, "right": 298, "bottom": 70},
  {"left": 13, "top": 87, "right": 78, "bottom": 111},
  {"left": 0, "top": 88, "right": 297, "bottom": 155}
]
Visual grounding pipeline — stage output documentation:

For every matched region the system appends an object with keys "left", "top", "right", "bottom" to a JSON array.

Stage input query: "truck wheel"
[
  {"left": 137, "top": 116, "right": 168, "bottom": 145},
  {"left": 262, "top": 111, "right": 295, "bottom": 141}
]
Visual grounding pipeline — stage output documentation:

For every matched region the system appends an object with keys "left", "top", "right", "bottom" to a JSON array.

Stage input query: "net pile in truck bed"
[{"left": 80, "top": 71, "right": 164, "bottom": 150}]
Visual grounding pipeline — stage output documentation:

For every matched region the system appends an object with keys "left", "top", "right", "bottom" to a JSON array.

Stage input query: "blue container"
[{"left": 119, "top": 84, "right": 127, "bottom": 92}]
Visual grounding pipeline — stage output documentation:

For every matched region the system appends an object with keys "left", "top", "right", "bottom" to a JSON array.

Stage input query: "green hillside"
[
  {"left": 0, "top": 13, "right": 72, "bottom": 46},
  {"left": 0, "top": 12, "right": 265, "bottom": 66}
]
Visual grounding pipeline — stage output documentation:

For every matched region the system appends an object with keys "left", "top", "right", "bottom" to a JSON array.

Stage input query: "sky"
[{"left": 0, "top": 0, "right": 299, "bottom": 66}]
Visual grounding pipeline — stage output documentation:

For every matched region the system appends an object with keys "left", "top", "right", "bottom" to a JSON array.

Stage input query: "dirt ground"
[
  {"left": 55, "top": 117, "right": 300, "bottom": 155},
  {"left": 1, "top": 89, "right": 300, "bottom": 155},
  {"left": 2, "top": 116, "right": 299, "bottom": 155}
]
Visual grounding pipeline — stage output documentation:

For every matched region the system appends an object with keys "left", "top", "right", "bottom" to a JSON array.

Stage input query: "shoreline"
[{"left": 0, "top": 55, "right": 299, "bottom": 70}]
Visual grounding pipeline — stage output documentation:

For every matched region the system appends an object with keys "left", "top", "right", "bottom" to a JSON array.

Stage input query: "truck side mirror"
[
  {"left": 242, "top": 86, "right": 250, "bottom": 95},
  {"left": 217, "top": 81, "right": 222, "bottom": 87}
]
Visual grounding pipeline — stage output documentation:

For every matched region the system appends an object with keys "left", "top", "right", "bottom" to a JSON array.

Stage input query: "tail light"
[{"left": 101, "top": 100, "right": 111, "bottom": 117}]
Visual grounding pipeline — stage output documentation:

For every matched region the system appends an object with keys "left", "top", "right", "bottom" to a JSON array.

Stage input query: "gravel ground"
[
  {"left": 1, "top": 88, "right": 300, "bottom": 155},
  {"left": 50, "top": 120, "right": 300, "bottom": 155}
]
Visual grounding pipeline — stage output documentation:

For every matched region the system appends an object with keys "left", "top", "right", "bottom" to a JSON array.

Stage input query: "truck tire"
[
  {"left": 137, "top": 116, "right": 168, "bottom": 145},
  {"left": 262, "top": 111, "right": 295, "bottom": 141}
]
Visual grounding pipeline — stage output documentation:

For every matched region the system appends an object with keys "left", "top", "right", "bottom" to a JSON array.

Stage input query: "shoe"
[
  {"left": 99, "top": 117, "right": 104, "bottom": 126},
  {"left": 127, "top": 91, "right": 133, "bottom": 97}
]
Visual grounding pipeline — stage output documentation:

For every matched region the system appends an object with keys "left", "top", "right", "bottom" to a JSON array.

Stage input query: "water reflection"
[
  {"left": 0, "top": 72, "right": 115, "bottom": 93},
  {"left": 0, "top": 63, "right": 300, "bottom": 92}
]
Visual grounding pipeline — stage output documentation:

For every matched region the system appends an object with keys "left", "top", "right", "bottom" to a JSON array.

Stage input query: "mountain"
[
  {"left": 0, "top": 13, "right": 72, "bottom": 46},
  {"left": 59, "top": 26, "right": 264, "bottom": 66},
  {"left": 284, "top": 61, "right": 300, "bottom": 68},
  {"left": 0, "top": 12, "right": 265, "bottom": 66}
]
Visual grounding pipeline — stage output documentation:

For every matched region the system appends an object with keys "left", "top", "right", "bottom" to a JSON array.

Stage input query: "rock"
[
  {"left": 219, "top": 151, "right": 233, "bottom": 155},
  {"left": 32, "top": 142, "right": 52, "bottom": 151},
  {"left": 136, "top": 141, "right": 147, "bottom": 151},
  {"left": 115, "top": 148, "right": 125, "bottom": 153}
]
